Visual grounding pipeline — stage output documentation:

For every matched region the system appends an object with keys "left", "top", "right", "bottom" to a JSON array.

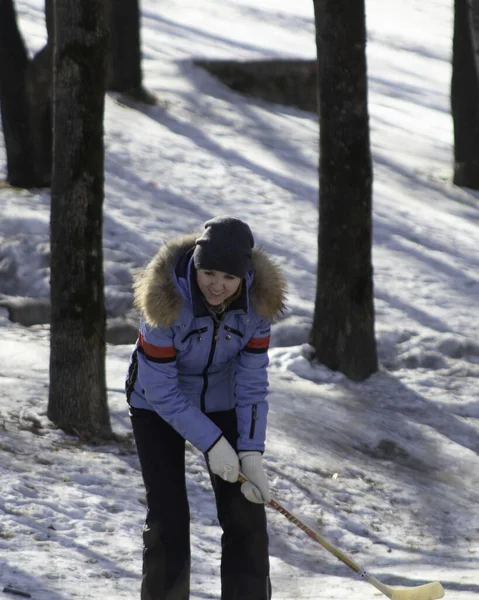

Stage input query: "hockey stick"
[{"left": 238, "top": 473, "right": 444, "bottom": 600}]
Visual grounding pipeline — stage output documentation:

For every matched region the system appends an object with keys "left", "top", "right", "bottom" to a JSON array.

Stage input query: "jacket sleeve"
[
  {"left": 136, "top": 319, "right": 222, "bottom": 453},
  {"left": 234, "top": 318, "right": 271, "bottom": 452}
]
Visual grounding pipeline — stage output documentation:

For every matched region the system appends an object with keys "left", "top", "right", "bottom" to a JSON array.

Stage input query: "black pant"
[{"left": 130, "top": 407, "right": 272, "bottom": 600}]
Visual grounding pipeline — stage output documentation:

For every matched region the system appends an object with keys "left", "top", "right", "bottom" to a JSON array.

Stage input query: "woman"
[{"left": 126, "top": 216, "right": 287, "bottom": 600}]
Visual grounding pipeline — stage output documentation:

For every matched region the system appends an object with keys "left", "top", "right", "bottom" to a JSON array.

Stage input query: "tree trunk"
[
  {"left": 310, "top": 0, "right": 377, "bottom": 381},
  {"left": 49, "top": 0, "right": 112, "bottom": 439},
  {"left": 45, "top": 0, "right": 54, "bottom": 38},
  {"left": 104, "top": 0, "right": 154, "bottom": 102},
  {"left": 25, "top": 44, "right": 53, "bottom": 187},
  {"left": 0, "top": 0, "right": 36, "bottom": 186},
  {"left": 452, "top": 0, "right": 479, "bottom": 190},
  {"left": 469, "top": 0, "right": 479, "bottom": 73},
  {"left": 0, "top": 0, "right": 53, "bottom": 188}
]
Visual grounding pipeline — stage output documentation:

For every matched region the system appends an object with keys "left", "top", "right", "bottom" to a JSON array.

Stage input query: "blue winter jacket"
[{"left": 126, "top": 233, "right": 286, "bottom": 454}]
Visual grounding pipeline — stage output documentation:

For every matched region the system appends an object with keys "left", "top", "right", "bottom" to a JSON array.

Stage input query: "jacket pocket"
[
  {"left": 224, "top": 325, "right": 244, "bottom": 339},
  {"left": 181, "top": 327, "right": 208, "bottom": 344}
]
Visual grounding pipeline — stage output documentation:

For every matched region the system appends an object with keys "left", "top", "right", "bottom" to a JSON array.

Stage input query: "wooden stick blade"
[{"left": 391, "top": 582, "right": 445, "bottom": 600}]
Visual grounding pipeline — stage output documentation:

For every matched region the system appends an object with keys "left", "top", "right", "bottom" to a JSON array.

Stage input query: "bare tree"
[
  {"left": 310, "top": 0, "right": 377, "bottom": 381},
  {"left": 451, "top": 0, "right": 479, "bottom": 190},
  {"left": 0, "top": 0, "right": 32, "bottom": 186},
  {"left": 104, "top": 0, "right": 156, "bottom": 103},
  {"left": 470, "top": 0, "right": 479, "bottom": 67},
  {"left": 0, "top": 0, "right": 50, "bottom": 187},
  {"left": 1, "top": 0, "right": 153, "bottom": 190},
  {"left": 48, "top": 0, "right": 112, "bottom": 439}
]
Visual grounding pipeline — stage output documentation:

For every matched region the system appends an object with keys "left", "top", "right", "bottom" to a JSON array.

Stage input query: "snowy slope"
[{"left": 1, "top": 0, "right": 479, "bottom": 598}]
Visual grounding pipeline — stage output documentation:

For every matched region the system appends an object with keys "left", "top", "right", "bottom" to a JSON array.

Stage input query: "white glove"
[
  {"left": 207, "top": 436, "right": 240, "bottom": 483},
  {"left": 238, "top": 451, "right": 271, "bottom": 503}
]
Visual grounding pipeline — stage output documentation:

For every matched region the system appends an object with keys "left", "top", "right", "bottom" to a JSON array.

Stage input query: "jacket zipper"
[
  {"left": 200, "top": 320, "right": 220, "bottom": 412},
  {"left": 249, "top": 404, "right": 258, "bottom": 439}
]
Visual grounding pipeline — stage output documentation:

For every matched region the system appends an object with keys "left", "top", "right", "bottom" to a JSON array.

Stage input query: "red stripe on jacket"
[
  {"left": 246, "top": 336, "right": 270, "bottom": 350},
  {"left": 138, "top": 333, "right": 176, "bottom": 360}
]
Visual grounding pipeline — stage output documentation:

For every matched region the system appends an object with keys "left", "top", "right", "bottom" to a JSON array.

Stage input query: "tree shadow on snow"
[
  {"left": 0, "top": 563, "right": 76, "bottom": 600},
  {"left": 265, "top": 366, "right": 479, "bottom": 591}
]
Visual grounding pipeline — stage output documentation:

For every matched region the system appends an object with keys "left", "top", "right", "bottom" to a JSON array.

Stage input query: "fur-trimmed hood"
[{"left": 133, "top": 233, "right": 287, "bottom": 328}]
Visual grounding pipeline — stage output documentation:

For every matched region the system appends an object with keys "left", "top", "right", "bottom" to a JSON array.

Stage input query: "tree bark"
[
  {"left": 0, "top": 0, "right": 36, "bottom": 186},
  {"left": 310, "top": 0, "right": 377, "bottom": 381},
  {"left": 0, "top": 0, "right": 53, "bottom": 188},
  {"left": 452, "top": 0, "right": 479, "bottom": 190},
  {"left": 25, "top": 44, "right": 53, "bottom": 187},
  {"left": 104, "top": 0, "right": 154, "bottom": 102},
  {"left": 468, "top": 0, "right": 479, "bottom": 78},
  {"left": 49, "top": 0, "right": 112, "bottom": 439}
]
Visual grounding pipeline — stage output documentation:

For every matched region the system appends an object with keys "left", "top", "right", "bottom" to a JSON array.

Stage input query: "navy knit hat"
[{"left": 193, "top": 216, "right": 255, "bottom": 278}]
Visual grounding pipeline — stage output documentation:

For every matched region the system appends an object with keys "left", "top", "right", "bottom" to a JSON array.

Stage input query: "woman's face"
[{"left": 196, "top": 269, "right": 242, "bottom": 306}]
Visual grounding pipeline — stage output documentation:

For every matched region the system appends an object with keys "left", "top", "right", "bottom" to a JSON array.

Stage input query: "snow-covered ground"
[{"left": 1, "top": 0, "right": 479, "bottom": 598}]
